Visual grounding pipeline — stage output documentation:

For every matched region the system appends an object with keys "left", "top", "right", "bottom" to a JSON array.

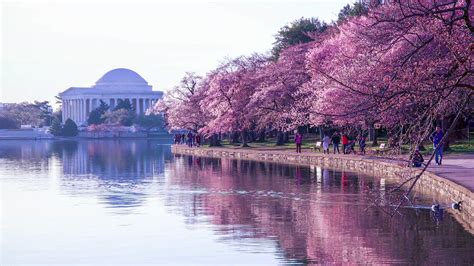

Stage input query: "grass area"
[
  {"left": 420, "top": 139, "right": 474, "bottom": 154},
  {"left": 201, "top": 135, "right": 474, "bottom": 155}
]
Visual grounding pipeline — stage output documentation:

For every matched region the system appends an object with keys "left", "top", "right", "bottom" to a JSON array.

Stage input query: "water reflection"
[
  {"left": 167, "top": 155, "right": 474, "bottom": 265},
  {"left": 0, "top": 141, "right": 473, "bottom": 265},
  {"left": 0, "top": 140, "right": 171, "bottom": 211}
]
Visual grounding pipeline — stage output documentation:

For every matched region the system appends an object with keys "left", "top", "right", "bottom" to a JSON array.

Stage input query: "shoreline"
[{"left": 172, "top": 145, "right": 474, "bottom": 234}]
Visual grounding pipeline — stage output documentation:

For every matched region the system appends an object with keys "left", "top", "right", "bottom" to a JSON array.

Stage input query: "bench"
[
  {"left": 311, "top": 141, "right": 322, "bottom": 152},
  {"left": 376, "top": 143, "right": 389, "bottom": 155}
]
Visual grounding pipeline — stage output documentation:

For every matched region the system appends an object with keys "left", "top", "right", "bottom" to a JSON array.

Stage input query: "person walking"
[
  {"left": 332, "top": 131, "right": 341, "bottom": 154},
  {"left": 342, "top": 134, "right": 349, "bottom": 154},
  {"left": 359, "top": 135, "right": 366, "bottom": 155},
  {"left": 295, "top": 131, "right": 303, "bottom": 153},
  {"left": 195, "top": 134, "right": 201, "bottom": 147},
  {"left": 187, "top": 131, "right": 193, "bottom": 147},
  {"left": 431, "top": 126, "right": 444, "bottom": 165},
  {"left": 322, "top": 134, "right": 331, "bottom": 154}
]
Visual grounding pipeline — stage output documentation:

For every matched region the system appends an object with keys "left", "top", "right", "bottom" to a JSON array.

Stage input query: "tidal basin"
[{"left": 1, "top": 140, "right": 473, "bottom": 265}]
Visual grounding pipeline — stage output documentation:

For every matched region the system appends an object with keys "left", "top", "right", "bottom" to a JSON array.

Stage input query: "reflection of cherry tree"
[{"left": 166, "top": 156, "right": 473, "bottom": 264}]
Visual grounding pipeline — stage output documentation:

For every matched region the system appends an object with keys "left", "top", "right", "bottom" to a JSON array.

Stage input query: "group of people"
[
  {"left": 321, "top": 131, "right": 367, "bottom": 155},
  {"left": 294, "top": 131, "right": 367, "bottom": 155},
  {"left": 294, "top": 126, "right": 445, "bottom": 168},
  {"left": 174, "top": 132, "right": 201, "bottom": 147}
]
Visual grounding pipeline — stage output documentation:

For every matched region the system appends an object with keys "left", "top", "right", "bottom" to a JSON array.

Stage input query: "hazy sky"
[{"left": 2, "top": 0, "right": 353, "bottom": 107}]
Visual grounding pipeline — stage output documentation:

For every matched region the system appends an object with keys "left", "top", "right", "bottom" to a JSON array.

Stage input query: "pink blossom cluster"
[{"left": 152, "top": 1, "right": 473, "bottom": 137}]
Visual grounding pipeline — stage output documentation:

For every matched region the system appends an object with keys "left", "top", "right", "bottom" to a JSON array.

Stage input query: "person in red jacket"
[{"left": 342, "top": 134, "right": 349, "bottom": 154}]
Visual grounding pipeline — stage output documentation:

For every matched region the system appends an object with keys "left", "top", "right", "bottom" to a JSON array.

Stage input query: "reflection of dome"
[{"left": 95, "top": 68, "right": 148, "bottom": 86}]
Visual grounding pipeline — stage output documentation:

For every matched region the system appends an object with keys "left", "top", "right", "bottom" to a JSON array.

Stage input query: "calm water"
[{"left": 1, "top": 140, "right": 473, "bottom": 265}]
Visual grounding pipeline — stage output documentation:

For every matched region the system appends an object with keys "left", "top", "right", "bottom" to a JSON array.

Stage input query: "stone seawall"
[{"left": 172, "top": 145, "right": 473, "bottom": 234}]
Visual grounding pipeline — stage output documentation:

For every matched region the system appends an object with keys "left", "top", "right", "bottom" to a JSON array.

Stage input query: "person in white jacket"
[{"left": 322, "top": 135, "right": 330, "bottom": 154}]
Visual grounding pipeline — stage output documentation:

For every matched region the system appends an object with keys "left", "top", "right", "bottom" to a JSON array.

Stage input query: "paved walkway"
[
  {"left": 344, "top": 152, "right": 474, "bottom": 192},
  {"left": 425, "top": 153, "right": 474, "bottom": 191},
  {"left": 312, "top": 152, "right": 474, "bottom": 192}
]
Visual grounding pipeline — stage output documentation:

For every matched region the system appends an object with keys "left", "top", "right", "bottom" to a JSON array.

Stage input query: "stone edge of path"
[{"left": 171, "top": 145, "right": 474, "bottom": 235}]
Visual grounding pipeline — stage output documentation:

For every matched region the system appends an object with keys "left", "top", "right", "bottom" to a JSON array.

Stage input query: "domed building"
[{"left": 59, "top": 68, "right": 163, "bottom": 126}]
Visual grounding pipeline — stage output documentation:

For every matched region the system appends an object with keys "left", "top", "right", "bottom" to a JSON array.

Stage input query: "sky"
[{"left": 1, "top": 0, "right": 353, "bottom": 108}]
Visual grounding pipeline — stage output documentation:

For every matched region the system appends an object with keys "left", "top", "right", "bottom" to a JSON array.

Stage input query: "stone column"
[
  {"left": 66, "top": 100, "right": 70, "bottom": 121},
  {"left": 85, "top": 99, "right": 89, "bottom": 122},
  {"left": 87, "top": 98, "right": 91, "bottom": 115},
  {"left": 83, "top": 99, "right": 86, "bottom": 123},
  {"left": 62, "top": 100, "right": 66, "bottom": 122},
  {"left": 68, "top": 100, "right": 71, "bottom": 120},
  {"left": 74, "top": 99, "right": 81, "bottom": 124},
  {"left": 79, "top": 99, "right": 82, "bottom": 124},
  {"left": 70, "top": 99, "right": 73, "bottom": 122},
  {"left": 135, "top": 98, "right": 139, "bottom": 115},
  {"left": 139, "top": 98, "right": 143, "bottom": 115},
  {"left": 67, "top": 100, "right": 70, "bottom": 120},
  {"left": 82, "top": 99, "right": 86, "bottom": 123},
  {"left": 77, "top": 99, "right": 81, "bottom": 124},
  {"left": 70, "top": 99, "right": 74, "bottom": 122},
  {"left": 75, "top": 99, "right": 78, "bottom": 123}
]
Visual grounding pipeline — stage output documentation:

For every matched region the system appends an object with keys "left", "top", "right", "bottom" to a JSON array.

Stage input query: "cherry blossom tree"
[
  {"left": 306, "top": 0, "right": 472, "bottom": 142},
  {"left": 304, "top": 0, "right": 473, "bottom": 212},
  {"left": 151, "top": 72, "right": 209, "bottom": 131},
  {"left": 200, "top": 54, "right": 268, "bottom": 147},
  {"left": 249, "top": 43, "right": 315, "bottom": 144}
]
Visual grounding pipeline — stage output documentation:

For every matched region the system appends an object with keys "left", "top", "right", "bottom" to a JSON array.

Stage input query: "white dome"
[{"left": 95, "top": 68, "right": 148, "bottom": 86}]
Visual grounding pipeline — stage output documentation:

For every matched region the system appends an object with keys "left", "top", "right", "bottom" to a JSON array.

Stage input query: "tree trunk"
[
  {"left": 257, "top": 130, "right": 266, "bottom": 142},
  {"left": 318, "top": 126, "right": 323, "bottom": 140},
  {"left": 372, "top": 128, "right": 379, "bottom": 146},
  {"left": 284, "top": 131, "right": 290, "bottom": 143},
  {"left": 209, "top": 133, "right": 221, "bottom": 147},
  {"left": 231, "top": 131, "right": 240, "bottom": 144},
  {"left": 276, "top": 131, "right": 285, "bottom": 146},
  {"left": 241, "top": 130, "right": 250, "bottom": 147},
  {"left": 249, "top": 131, "right": 257, "bottom": 142},
  {"left": 441, "top": 117, "right": 451, "bottom": 151},
  {"left": 368, "top": 127, "right": 375, "bottom": 142}
]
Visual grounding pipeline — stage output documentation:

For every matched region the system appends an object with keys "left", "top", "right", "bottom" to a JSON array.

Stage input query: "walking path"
[
  {"left": 425, "top": 153, "right": 474, "bottom": 191},
  {"left": 344, "top": 152, "right": 474, "bottom": 192},
  {"left": 358, "top": 153, "right": 474, "bottom": 192},
  {"left": 319, "top": 151, "right": 474, "bottom": 192}
]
